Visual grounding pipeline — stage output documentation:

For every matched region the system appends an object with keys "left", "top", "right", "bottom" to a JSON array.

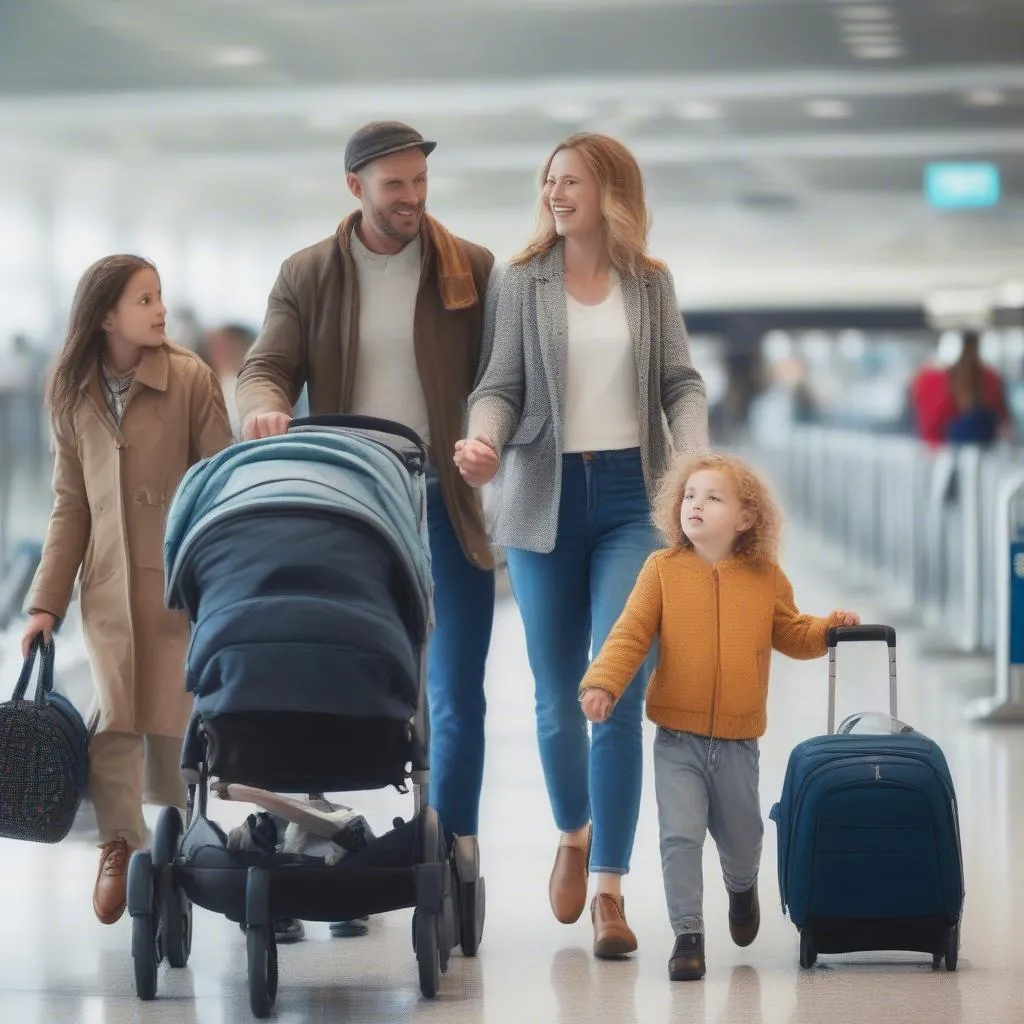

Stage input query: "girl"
[
  {"left": 21, "top": 254, "right": 233, "bottom": 925},
  {"left": 578, "top": 453, "right": 859, "bottom": 980},
  {"left": 455, "top": 132, "right": 708, "bottom": 957}
]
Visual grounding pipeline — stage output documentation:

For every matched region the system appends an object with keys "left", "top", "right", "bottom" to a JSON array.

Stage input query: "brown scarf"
[{"left": 339, "top": 211, "right": 479, "bottom": 310}]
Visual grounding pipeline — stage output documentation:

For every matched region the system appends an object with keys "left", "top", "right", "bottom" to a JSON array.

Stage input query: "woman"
[
  {"left": 455, "top": 133, "right": 708, "bottom": 957},
  {"left": 911, "top": 330, "right": 1013, "bottom": 447}
]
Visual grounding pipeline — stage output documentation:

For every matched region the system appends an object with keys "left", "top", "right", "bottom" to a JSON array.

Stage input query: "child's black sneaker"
[
  {"left": 668, "top": 932, "right": 705, "bottom": 981},
  {"left": 728, "top": 880, "right": 760, "bottom": 947}
]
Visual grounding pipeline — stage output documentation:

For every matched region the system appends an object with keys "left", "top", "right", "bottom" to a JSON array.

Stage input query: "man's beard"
[{"left": 368, "top": 200, "right": 425, "bottom": 244}]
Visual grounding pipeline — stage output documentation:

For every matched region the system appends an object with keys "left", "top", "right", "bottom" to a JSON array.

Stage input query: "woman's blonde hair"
[
  {"left": 653, "top": 452, "right": 783, "bottom": 564},
  {"left": 512, "top": 132, "right": 665, "bottom": 277}
]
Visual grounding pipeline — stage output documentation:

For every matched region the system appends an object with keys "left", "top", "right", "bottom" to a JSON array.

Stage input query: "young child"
[
  {"left": 21, "top": 254, "right": 233, "bottom": 925},
  {"left": 578, "top": 452, "right": 859, "bottom": 981}
]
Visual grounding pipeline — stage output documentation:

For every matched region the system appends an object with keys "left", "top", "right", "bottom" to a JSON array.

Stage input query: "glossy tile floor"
[{"left": 1, "top": 503, "right": 1024, "bottom": 1021}]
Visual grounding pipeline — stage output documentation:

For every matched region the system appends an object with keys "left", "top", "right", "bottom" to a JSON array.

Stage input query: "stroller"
[{"left": 125, "top": 415, "right": 480, "bottom": 1017}]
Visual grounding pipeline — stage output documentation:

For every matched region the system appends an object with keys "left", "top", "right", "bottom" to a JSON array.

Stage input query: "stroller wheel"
[
  {"left": 160, "top": 868, "right": 192, "bottom": 969},
  {"left": 128, "top": 851, "right": 159, "bottom": 1001},
  {"left": 245, "top": 867, "right": 278, "bottom": 1018},
  {"left": 152, "top": 806, "right": 183, "bottom": 868},
  {"left": 459, "top": 875, "right": 486, "bottom": 959},
  {"left": 414, "top": 909, "right": 440, "bottom": 999},
  {"left": 247, "top": 927, "right": 279, "bottom": 1018},
  {"left": 153, "top": 807, "right": 192, "bottom": 969}
]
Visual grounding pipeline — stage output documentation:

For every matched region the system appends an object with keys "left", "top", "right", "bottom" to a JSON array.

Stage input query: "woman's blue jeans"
[{"left": 505, "top": 448, "right": 659, "bottom": 874}]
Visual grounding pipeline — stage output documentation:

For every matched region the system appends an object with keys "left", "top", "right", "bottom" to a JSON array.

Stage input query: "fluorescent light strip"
[{"left": 835, "top": 4, "right": 895, "bottom": 22}]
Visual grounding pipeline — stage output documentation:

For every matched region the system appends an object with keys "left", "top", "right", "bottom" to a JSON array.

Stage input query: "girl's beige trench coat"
[{"left": 26, "top": 343, "right": 234, "bottom": 738}]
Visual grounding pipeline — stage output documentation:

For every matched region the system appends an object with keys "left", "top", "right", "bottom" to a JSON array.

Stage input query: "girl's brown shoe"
[
  {"left": 93, "top": 839, "right": 132, "bottom": 925},
  {"left": 591, "top": 893, "right": 638, "bottom": 959}
]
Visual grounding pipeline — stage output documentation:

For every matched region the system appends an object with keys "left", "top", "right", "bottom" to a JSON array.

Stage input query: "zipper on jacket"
[{"left": 708, "top": 566, "right": 721, "bottom": 770}]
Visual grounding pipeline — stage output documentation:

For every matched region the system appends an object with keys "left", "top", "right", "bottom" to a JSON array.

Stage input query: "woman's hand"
[
  {"left": 454, "top": 437, "right": 500, "bottom": 488},
  {"left": 21, "top": 612, "right": 57, "bottom": 658},
  {"left": 831, "top": 610, "right": 861, "bottom": 627},
  {"left": 580, "top": 688, "right": 616, "bottom": 724}
]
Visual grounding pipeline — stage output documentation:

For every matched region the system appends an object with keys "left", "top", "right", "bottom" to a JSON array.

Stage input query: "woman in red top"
[{"left": 911, "top": 331, "right": 1012, "bottom": 447}]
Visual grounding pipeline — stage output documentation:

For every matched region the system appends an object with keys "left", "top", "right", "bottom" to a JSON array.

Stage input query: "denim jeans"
[
  {"left": 505, "top": 448, "right": 659, "bottom": 874},
  {"left": 425, "top": 470, "right": 495, "bottom": 838},
  {"left": 654, "top": 728, "right": 763, "bottom": 935}
]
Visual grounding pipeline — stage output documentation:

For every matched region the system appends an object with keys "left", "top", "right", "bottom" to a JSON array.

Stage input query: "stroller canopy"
[
  {"left": 162, "top": 426, "right": 435, "bottom": 779},
  {"left": 165, "top": 428, "right": 432, "bottom": 635}
]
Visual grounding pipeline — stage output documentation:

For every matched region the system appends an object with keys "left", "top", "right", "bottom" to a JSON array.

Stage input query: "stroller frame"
[{"left": 124, "top": 415, "right": 481, "bottom": 1018}]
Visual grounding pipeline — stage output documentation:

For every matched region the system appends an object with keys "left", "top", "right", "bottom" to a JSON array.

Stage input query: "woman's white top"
[{"left": 562, "top": 272, "right": 641, "bottom": 453}]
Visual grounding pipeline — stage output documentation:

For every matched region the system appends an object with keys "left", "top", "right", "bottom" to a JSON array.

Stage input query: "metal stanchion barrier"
[
  {"left": 752, "top": 426, "right": 1015, "bottom": 660},
  {"left": 958, "top": 445, "right": 984, "bottom": 652},
  {"left": 966, "top": 469, "right": 1024, "bottom": 723}
]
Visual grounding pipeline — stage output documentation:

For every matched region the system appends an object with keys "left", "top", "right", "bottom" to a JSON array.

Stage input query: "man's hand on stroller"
[
  {"left": 454, "top": 436, "right": 499, "bottom": 487},
  {"left": 243, "top": 412, "right": 292, "bottom": 441}
]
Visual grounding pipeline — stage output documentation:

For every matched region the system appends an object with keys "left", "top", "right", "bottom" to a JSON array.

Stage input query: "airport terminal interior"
[{"left": 2, "top": 2, "right": 1024, "bottom": 1021}]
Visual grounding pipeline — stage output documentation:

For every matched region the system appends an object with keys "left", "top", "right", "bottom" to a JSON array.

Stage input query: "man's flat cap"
[{"left": 344, "top": 121, "right": 436, "bottom": 174}]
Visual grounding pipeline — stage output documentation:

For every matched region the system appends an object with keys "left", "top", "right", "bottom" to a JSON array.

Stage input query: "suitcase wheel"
[
  {"left": 933, "top": 925, "right": 959, "bottom": 972},
  {"left": 799, "top": 929, "right": 817, "bottom": 969}
]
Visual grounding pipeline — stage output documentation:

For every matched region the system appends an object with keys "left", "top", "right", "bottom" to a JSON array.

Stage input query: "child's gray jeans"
[{"left": 654, "top": 727, "right": 764, "bottom": 936}]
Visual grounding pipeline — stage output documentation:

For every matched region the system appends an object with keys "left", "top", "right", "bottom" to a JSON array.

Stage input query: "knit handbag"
[{"left": 0, "top": 638, "right": 89, "bottom": 843}]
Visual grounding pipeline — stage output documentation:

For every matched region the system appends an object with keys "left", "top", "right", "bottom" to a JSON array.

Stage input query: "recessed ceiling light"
[
  {"left": 616, "top": 101, "right": 661, "bottom": 121},
  {"left": 835, "top": 4, "right": 895, "bottom": 22},
  {"left": 965, "top": 88, "right": 1008, "bottom": 107},
  {"left": 673, "top": 100, "right": 720, "bottom": 121},
  {"left": 804, "top": 99, "right": 852, "bottom": 119},
  {"left": 210, "top": 46, "right": 265, "bottom": 68},
  {"left": 545, "top": 101, "right": 597, "bottom": 123},
  {"left": 850, "top": 43, "right": 905, "bottom": 60}
]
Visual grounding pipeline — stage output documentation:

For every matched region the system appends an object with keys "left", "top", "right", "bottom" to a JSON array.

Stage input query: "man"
[{"left": 236, "top": 121, "right": 496, "bottom": 953}]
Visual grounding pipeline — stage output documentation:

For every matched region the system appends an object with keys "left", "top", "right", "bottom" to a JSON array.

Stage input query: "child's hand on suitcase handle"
[
  {"left": 580, "top": 687, "right": 616, "bottom": 723},
  {"left": 831, "top": 610, "right": 861, "bottom": 627}
]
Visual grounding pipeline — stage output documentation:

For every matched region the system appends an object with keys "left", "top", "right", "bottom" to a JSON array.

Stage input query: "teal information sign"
[{"left": 925, "top": 163, "right": 1000, "bottom": 209}]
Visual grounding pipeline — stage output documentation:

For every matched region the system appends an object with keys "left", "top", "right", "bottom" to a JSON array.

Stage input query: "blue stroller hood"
[
  {"left": 162, "top": 421, "right": 435, "bottom": 793},
  {"left": 165, "top": 427, "right": 433, "bottom": 634}
]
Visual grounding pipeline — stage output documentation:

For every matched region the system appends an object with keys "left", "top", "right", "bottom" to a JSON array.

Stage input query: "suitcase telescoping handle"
[{"left": 826, "top": 624, "right": 897, "bottom": 735}]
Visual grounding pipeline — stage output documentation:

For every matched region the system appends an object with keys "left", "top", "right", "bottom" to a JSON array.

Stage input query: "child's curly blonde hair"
[{"left": 653, "top": 451, "right": 783, "bottom": 564}]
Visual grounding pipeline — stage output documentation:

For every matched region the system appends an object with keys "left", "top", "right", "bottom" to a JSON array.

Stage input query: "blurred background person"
[
  {"left": 201, "top": 322, "right": 255, "bottom": 438},
  {"left": 911, "top": 329, "right": 1013, "bottom": 448}
]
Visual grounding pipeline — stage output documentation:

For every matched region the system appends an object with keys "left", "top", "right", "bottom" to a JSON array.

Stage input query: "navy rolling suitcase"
[{"left": 769, "top": 625, "right": 964, "bottom": 970}]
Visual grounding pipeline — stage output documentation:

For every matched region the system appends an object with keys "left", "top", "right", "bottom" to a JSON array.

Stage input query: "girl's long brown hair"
[
  {"left": 947, "top": 330, "right": 985, "bottom": 411},
  {"left": 512, "top": 132, "right": 665, "bottom": 277},
  {"left": 48, "top": 254, "right": 157, "bottom": 426}
]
